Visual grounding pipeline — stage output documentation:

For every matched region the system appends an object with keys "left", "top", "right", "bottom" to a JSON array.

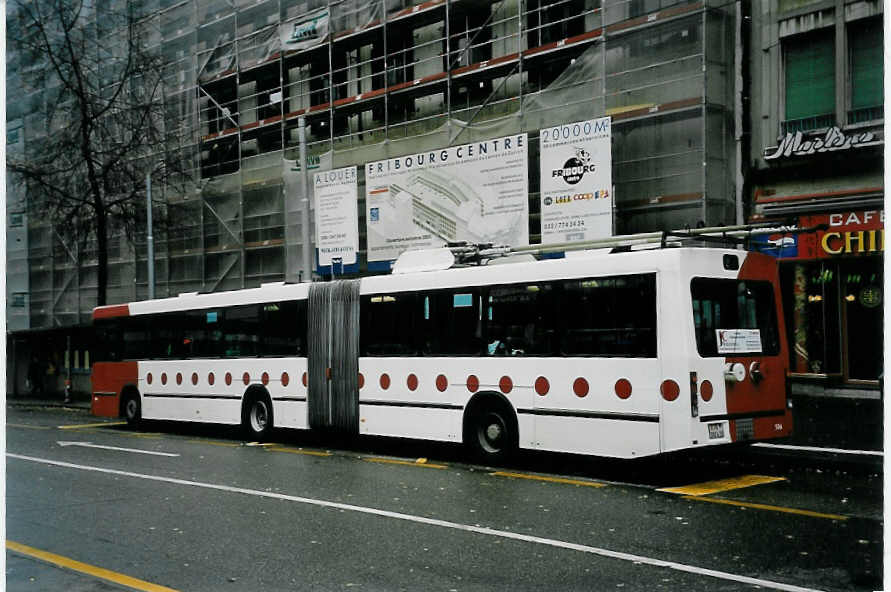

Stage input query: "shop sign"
[
  {"left": 757, "top": 210, "right": 884, "bottom": 260},
  {"left": 763, "top": 127, "right": 880, "bottom": 161}
]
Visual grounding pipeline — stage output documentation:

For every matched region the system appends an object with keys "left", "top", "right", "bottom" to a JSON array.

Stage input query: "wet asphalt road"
[{"left": 5, "top": 406, "right": 883, "bottom": 591}]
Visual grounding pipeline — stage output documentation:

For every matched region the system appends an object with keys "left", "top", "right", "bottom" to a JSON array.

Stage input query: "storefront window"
[{"left": 780, "top": 257, "right": 882, "bottom": 381}]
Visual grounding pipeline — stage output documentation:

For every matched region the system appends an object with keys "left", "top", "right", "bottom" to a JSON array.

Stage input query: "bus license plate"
[{"left": 707, "top": 423, "right": 725, "bottom": 440}]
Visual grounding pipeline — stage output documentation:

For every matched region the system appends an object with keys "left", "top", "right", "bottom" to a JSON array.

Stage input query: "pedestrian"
[{"left": 28, "top": 355, "right": 44, "bottom": 397}]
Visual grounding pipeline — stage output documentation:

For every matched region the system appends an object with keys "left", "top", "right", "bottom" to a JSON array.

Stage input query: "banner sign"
[
  {"left": 365, "top": 134, "right": 529, "bottom": 263},
  {"left": 281, "top": 10, "right": 329, "bottom": 51},
  {"left": 539, "top": 117, "right": 612, "bottom": 243},
  {"left": 314, "top": 166, "right": 359, "bottom": 267}
]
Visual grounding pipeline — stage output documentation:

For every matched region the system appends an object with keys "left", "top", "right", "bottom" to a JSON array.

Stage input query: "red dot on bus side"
[
  {"left": 407, "top": 374, "right": 419, "bottom": 391},
  {"left": 615, "top": 378, "right": 632, "bottom": 399},
  {"left": 208, "top": 372, "right": 215, "bottom": 386},
  {"left": 573, "top": 377, "right": 589, "bottom": 398},
  {"left": 147, "top": 373, "right": 153, "bottom": 385},
  {"left": 660, "top": 379, "right": 680, "bottom": 402},
  {"left": 191, "top": 372, "right": 199, "bottom": 386},
  {"left": 302, "top": 372, "right": 308, "bottom": 387},
  {"left": 358, "top": 373, "right": 365, "bottom": 389},
  {"left": 436, "top": 374, "right": 448, "bottom": 392},
  {"left": 535, "top": 376, "right": 549, "bottom": 396},
  {"left": 225, "top": 372, "right": 232, "bottom": 386},
  {"left": 243, "top": 372, "right": 250, "bottom": 386},
  {"left": 466, "top": 375, "right": 479, "bottom": 393},
  {"left": 499, "top": 376, "right": 513, "bottom": 394},
  {"left": 700, "top": 380, "right": 713, "bottom": 402},
  {"left": 281, "top": 372, "right": 289, "bottom": 387},
  {"left": 261, "top": 372, "right": 269, "bottom": 386},
  {"left": 176, "top": 373, "right": 183, "bottom": 385},
  {"left": 380, "top": 374, "right": 391, "bottom": 390},
  {"left": 161, "top": 373, "right": 167, "bottom": 385}
]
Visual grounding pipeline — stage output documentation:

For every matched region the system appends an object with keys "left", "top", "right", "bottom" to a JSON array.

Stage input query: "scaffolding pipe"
[{"left": 299, "top": 117, "right": 312, "bottom": 282}]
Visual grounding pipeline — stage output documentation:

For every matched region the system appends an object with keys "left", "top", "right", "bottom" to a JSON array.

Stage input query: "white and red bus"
[{"left": 91, "top": 243, "right": 793, "bottom": 460}]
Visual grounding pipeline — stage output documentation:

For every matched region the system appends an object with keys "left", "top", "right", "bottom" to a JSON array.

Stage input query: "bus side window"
[
  {"left": 360, "top": 293, "right": 419, "bottom": 356},
  {"left": 261, "top": 301, "right": 304, "bottom": 356},
  {"left": 225, "top": 305, "right": 261, "bottom": 357},
  {"left": 428, "top": 289, "right": 482, "bottom": 356},
  {"left": 486, "top": 283, "right": 556, "bottom": 356}
]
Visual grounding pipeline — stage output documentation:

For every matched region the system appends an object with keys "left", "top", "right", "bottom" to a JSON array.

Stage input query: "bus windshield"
[{"left": 691, "top": 278, "right": 779, "bottom": 357}]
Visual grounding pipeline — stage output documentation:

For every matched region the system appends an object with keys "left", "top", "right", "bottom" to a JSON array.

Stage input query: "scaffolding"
[{"left": 10, "top": 0, "right": 739, "bottom": 328}]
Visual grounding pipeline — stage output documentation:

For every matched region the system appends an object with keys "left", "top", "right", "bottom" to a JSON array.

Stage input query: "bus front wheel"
[{"left": 466, "top": 402, "right": 516, "bottom": 463}]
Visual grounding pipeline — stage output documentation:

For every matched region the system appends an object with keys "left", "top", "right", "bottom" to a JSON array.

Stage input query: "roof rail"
[{"left": 390, "top": 222, "right": 822, "bottom": 272}]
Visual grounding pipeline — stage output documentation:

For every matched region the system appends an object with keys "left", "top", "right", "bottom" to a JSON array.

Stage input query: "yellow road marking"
[
  {"left": 268, "top": 446, "right": 332, "bottom": 457},
  {"left": 657, "top": 475, "right": 786, "bottom": 496},
  {"left": 364, "top": 457, "right": 447, "bottom": 469},
  {"left": 187, "top": 439, "right": 241, "bottom": 448},
  {"left": 682, "top": 496, "right": 848, "bottom": 521},
  {"left": 58, "top": 422, "right": 126, "bottom": 430},
  {"left": 7, "top": 540, "right": 181, "bottom": 592},
  {"left": 492, "top": 471, "right": 606, "bottom": 488},
  {"left": 6, "top": 423, "right": 50, "bottom": 430}
]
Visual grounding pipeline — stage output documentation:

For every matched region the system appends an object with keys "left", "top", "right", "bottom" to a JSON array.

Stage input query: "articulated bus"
[{"left": 91, "top": 243, "right": 793, "bottom": 460}]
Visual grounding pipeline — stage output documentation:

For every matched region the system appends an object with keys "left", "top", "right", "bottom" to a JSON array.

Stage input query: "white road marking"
[
  {"left": 8, "top": 453, "right": 825, "bottom": 592},
  {"left": 56, "top": 442, "right": 180, "bottom": 457},
  {"left": 751, "top": 443, "right": 883, "bottom": 457}
]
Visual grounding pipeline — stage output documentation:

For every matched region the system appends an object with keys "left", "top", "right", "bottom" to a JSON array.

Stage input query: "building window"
[
  {"left": 9, "top": 212, "right": 24, "bottom": 227},
  {"left": 783, "top": 31, "right": 834, "bottom": 133},
  {"left": 848, "top": 19, "right": 883, "bottom": 124},
  {"left": 11, "top": 293, "right": 27, "bottom": 307}
]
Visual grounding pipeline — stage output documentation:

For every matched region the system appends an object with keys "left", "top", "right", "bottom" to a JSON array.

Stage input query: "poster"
[
  {"left": 280, "top": 10, "right": 329, "bottom": 51},
  {"left": 539, "top": 117, "right": 612, "bottom": 244},
  {"left": 365, "top": 134, "right": 529, "bottom": 263},
  {"left": 313, "top": 166, "right": 359, "bottom": 267}
]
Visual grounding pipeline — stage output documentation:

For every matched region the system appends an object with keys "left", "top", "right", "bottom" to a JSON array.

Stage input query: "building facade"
[
  {"left": 748, "top": 0, "right": 884, "bottom": 398},
  {"left": 6, "top": 0, "right": 883, "bottom": 401}
]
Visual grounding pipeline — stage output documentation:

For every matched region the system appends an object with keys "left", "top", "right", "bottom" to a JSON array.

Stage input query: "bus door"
[{"left": 308, "top": 280, "right": 361, "bottom": 433}]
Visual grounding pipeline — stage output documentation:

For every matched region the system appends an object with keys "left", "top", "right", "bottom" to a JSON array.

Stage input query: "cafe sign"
[
  {"left": 763, "top": 127, "right": 880, "bottom": 161},
  {"left": 760, "top": 210, "right": 885, "bottom": 260}
]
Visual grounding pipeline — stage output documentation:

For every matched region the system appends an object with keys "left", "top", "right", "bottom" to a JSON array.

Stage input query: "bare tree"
[{"left": 7, "top": 0, "right": 191, "bottom": 306}]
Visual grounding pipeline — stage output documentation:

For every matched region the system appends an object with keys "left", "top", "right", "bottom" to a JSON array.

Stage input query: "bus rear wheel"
[
  {"left": 467, "top": 404, "right": 516, "bottom": 463},
  {"left": 242, "top": 394, "right": 273, "bottom": 440},
  {"left": 122, "top": 392, "right": 141, "bottom": 428}
]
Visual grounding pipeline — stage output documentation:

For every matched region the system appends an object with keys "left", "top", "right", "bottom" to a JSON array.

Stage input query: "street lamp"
[{"left": 145, "top": 161, "right": 164, "bottom": 300}]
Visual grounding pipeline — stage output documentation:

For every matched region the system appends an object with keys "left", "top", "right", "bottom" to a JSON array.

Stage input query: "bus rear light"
[
  {"left": 535, "top": 376, "right": 550, "bottom": 396},
  {"left": 573, "top": 378, "right": 589, "bottom": 398},
  {"left": 466, "top": 375, "right": 479, "bottom": 393},
  {"left": 723, "top": 363, "right": 746, "bottom": 383},
  {"left": 660, "top": 379, "right": 680, "bottom": 401},
  {"left": 700, "top": 380, "right": 713, "bottom": 401},
  {"left": 614, "top": 379, "right": 632, "bottom": 399}
]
